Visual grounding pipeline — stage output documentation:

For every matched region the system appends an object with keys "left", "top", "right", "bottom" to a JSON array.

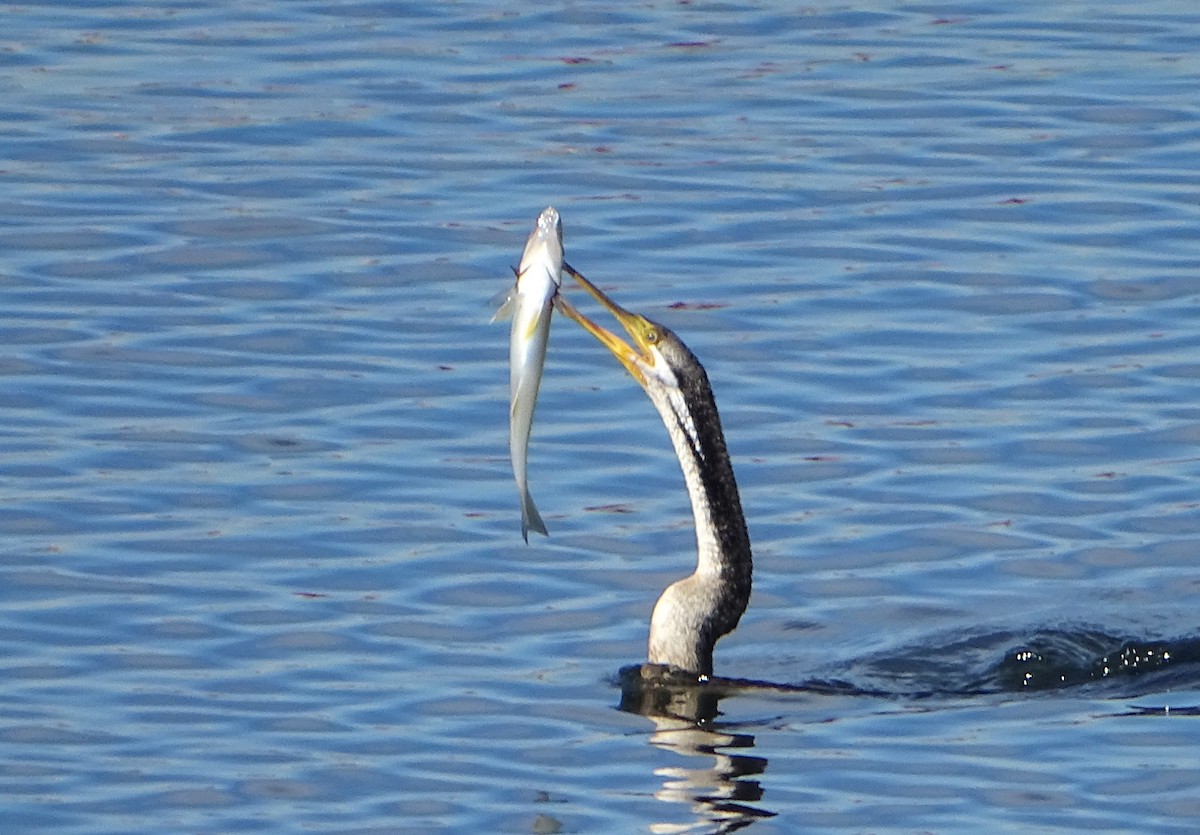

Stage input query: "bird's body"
[{"left": 557, "top": 265, "right": 751, "bottom": 677}]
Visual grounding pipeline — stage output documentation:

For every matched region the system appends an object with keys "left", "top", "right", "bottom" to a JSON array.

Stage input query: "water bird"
[
  {"left": 556, "top": 264, "right": 751, "bottom": 677},
  {"left": 552, "top": 266, "right": 1200, "bottom": 699},
  {"left": 494, "top": 207, "right": 563, "bottom": 541}
]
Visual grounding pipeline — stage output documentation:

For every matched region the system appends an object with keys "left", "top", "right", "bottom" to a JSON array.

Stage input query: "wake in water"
[
  {"left": 619, "top": 627, "right": 1200, "bottom": 719},
  {"left": 834, "top": 627, "right": 1200, "bottom": 698}
]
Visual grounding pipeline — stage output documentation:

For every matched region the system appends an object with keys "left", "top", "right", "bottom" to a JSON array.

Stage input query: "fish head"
[
  {"left": 517, "top": 207, "right": 564, "bottom": 285},
  {"left": 535, "top": 206, "right": 562, "bottom": 247}
]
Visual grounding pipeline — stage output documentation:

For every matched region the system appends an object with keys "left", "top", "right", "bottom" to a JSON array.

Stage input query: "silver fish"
[{"left": 494, "top": 207, "right": 563, "bottom": 541}]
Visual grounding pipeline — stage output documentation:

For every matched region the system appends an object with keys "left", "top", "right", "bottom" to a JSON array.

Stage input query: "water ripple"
[{"left": 3, "top": 1, "right": 1200, "bottom": 832}]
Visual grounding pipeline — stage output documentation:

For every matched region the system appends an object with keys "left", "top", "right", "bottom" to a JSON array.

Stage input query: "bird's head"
[{"left": 556, "top": 265, "right": 693, "bottom": 394}]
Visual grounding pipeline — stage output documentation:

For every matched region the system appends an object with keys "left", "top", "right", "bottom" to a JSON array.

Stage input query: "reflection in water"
[{"left": 619, "top": 666, "right": 776, "bottom": 833}]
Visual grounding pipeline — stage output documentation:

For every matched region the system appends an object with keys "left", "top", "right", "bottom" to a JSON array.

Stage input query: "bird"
[{"left": 555, "top": 264, "right": 751, "bottom": 678}]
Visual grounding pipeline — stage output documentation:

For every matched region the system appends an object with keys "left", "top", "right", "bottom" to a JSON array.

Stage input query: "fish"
[{"left": 493, "top": 207, "right": 563, "bottom": 541}]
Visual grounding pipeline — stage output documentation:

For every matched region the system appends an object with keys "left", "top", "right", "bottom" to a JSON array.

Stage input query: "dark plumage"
[{"left": 556, "top": 267, "right": 752, "bottom": 677}]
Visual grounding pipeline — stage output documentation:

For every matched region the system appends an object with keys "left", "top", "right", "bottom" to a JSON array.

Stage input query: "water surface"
[{"left": 3, "top": 1, "right": 1200, "bottom": 832}]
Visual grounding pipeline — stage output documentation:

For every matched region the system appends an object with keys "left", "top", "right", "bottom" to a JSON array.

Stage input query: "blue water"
[{"left": 3, "top": 1, "right": 1200, "bottom": 832}]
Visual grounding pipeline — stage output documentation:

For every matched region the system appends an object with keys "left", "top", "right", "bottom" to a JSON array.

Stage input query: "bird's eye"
[{"left": 645, "top": 328, "right": 659, "bottom": 344}]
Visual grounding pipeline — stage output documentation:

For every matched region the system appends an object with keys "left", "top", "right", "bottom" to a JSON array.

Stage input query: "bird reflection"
[{"left": 618, "top": 665, "right": 776, "bottom": 832}]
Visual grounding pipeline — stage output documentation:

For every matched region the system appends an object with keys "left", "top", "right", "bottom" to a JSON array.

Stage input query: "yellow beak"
[{"left": 556, "top": 263, "right": 657, "bottom": 384}]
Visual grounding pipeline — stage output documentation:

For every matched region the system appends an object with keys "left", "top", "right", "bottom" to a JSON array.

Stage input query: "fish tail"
[{"left": 521, "top": 490, "right": 548, "bottom": 543}]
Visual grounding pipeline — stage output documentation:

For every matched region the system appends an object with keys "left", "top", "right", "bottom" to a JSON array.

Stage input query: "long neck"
[{"left": 643, "top": 367, "right": 752, "bottom": 675}]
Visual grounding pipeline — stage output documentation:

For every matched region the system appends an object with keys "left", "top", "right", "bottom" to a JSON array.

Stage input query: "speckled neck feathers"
[{"left": 640, "top": 333, "right": 752, "bottom": 676}]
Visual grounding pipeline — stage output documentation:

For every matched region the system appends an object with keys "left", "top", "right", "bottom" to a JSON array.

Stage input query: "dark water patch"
[
  {"left": 621, "top": 628, "right": 1200, "bottom": 713},
  {"left": 989, "top": 630, "right": 1199, "bottom": 693},
  {"left": 1088, "top": 275, "right": 1200, "bottom": 303}
]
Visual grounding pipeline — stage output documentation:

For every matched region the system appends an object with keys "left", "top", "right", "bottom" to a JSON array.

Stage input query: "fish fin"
[
  {"left": 521, "top": 492, "right": 548, "bottom": 543},
  {"left": 489, "top": 285, "right": 516, "bottom": 322}
]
